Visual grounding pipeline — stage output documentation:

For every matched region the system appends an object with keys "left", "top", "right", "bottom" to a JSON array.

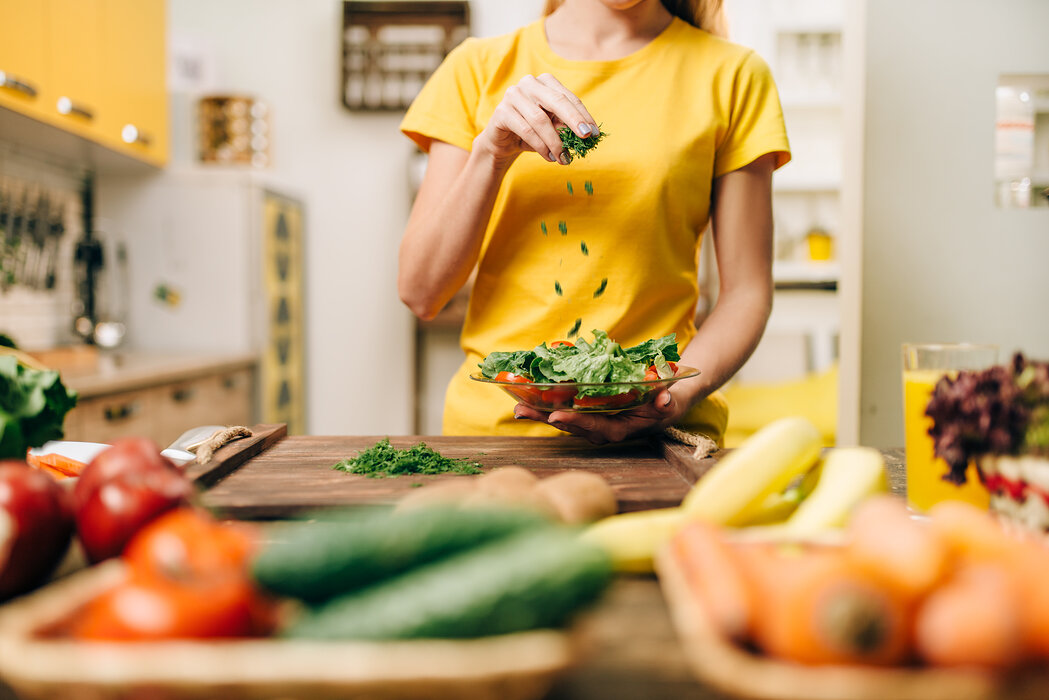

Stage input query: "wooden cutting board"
[{"left": 187, "top": 425, "right": 710, "bottom": 519}]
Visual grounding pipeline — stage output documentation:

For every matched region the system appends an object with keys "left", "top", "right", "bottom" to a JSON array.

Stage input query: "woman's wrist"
[{"left": 470, "top": 134, "right": 519, "bottom": 174}]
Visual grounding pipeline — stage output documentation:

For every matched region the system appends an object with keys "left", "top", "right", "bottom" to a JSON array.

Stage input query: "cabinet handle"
[
  {"left": 104, "top": 401, "right": 139, "bottom": 422},
  {"left": 0, "top": 71, "right": 38, "bottom": 98},
  {"left": 121, "top": 123, "right": 152, "bottom": 146},
  {"left": 172, "top": 387, "right": 196, "bottom": 403},
  {"left": 222, "top": 375, "right": 239, "bottom": 390},
  {"left": 56, "top": 96, "right": 94, "bottom": 121}
]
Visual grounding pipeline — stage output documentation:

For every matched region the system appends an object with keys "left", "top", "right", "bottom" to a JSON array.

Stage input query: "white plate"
[{"left": 29, "top": 441, "right": 195, "bottom": 468}]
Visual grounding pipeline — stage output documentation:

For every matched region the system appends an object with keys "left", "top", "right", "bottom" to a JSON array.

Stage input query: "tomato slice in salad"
[
  {"left": 540, "top": 385, "right": 577, "bottom": 409},
  {"left": 549, "top": 340, "right": 575, "bottom": 348},
  {"left": 495, "top": 371, "right": 542, "bottom": 404},
  {"left": 573, "top": 390, "right": 639, "bottom": 410},
  {"left": 644, "top": 361, "right": 679, "bottom": 382}
]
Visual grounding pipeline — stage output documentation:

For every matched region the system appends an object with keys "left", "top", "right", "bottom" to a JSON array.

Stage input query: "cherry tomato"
[
  {"left": 549, "top": 340, "right": 574, "bottom": 348},
  {"left": 573, "top": 390, "right": 639, "bottom": 410}
]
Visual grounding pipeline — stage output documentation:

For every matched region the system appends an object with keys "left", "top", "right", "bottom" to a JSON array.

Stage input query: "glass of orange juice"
[{"left": 902, "top": 343, "right": 998, "bottom": 512}]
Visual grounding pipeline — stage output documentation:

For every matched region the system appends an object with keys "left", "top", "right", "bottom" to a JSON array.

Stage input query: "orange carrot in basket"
[
  {"left": 846, "top": 495, "right": 949, "bottom": 601},
  {"left": 914, "top": 561, "right": 1024, "bottom": 668},
  {"left": 926, "top": 501, "right": 1017, "bottom": 562},
  {"left": 672, "top": 522, "right": 754, "bottom": 642},
  {"left": 737, "top": 543, "right": 913, "bottom": 666},
  {"left": 25, "top": 452, "right": 86, "bottom": 478}
]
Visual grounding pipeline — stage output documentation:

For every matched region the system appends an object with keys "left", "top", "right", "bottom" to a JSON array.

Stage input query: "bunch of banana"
[{"left": 582, "top": 417, "right": 888, "bottom": 572}]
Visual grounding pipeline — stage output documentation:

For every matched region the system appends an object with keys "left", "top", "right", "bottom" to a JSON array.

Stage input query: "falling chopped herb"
[
  {"left": 584, "top": 180, "right": 594, "bottom": 196},
  {"left": 558, "top": 125, "right": 607, "bottom": 159},
  {"left": 593, "top": 278, "right": 608, "bottom": 298},
  {"left": 554, "top": 281, "right": 563, "bottom": 296},
  {"left": 332, "top": 438, "right": 482, "bottom": 479},
  {"left": 567, "top": 318, "right": 582, "bottom": 337},
  {"left": 540, "top": 221, "right": 548, "bottom": 236},
  {"left": 558, "top": 221, "right": 567, "bottom": 236},
  {"left": 580, "top": 242, "right": 589, "bottom": 256},
  {"left": 567, "top": 181, "right": 574, "bottom": 195}
]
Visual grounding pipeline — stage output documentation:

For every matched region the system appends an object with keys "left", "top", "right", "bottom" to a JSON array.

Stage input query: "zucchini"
[
  {"left": 282, "top": 528, "right": 612, "bottom": 640},
  {"left": 252, "top": 506, "right": 546, "bottom": 603}
]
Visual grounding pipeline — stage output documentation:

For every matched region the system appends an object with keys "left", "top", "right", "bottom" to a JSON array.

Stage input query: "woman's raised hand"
[{"left": 475, "top": 73, "right": 599, "bottom": 169}]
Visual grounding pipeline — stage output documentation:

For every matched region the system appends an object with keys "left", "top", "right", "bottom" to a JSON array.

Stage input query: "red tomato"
[
  {"left": 549, "top": 340, "right": 574, "bottom": 348},
  {"left": 124, "top": 508, "right": 258, "bottom": 584},
  {"left": 70, "top": 574, "right": 261, "bottom": 640},
  {"left": 541, "top": 385, "right": 577, "bottom": 409},
  {"left": 73, "top": 438, "right": 179, "bottom": 512},
  {"left": 573, "top": 390, "right": 639, "bottom": 410},
  {"left": 645, "top": 361, "right": 680, "bottom": 382},
  {"left": 495, "top": 371, "right": 542, "bottom": 404},
  {"left": 0, "top": 461, "right": 74, "bottom": 601},
  {"left": 75, "top": 465, "right": 195, "bottom": 564}
]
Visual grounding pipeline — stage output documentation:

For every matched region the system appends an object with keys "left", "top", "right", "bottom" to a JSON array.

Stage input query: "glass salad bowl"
[{"left": 470, "top": 366, "right": 701, "bottom": 413}]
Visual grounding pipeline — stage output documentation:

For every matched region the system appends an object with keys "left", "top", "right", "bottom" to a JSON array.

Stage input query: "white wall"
[{"left": 859, "top": 0, "right": 1049, "bottom": 446}]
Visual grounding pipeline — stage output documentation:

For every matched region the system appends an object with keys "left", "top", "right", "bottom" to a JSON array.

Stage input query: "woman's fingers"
[
  {"left": 534, "top": 73, "right": 598, "bottom": 135},
  {"left": 504, "top": 85, "right": 567, "bottom": 161},
  {"left": 486, "top": 74, "right": 598, "bottom": 164}
]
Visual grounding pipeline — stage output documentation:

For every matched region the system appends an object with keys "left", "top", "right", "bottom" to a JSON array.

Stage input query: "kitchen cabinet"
[
  {"left": 0, "top": 0, "right": 168, "bottom": 168},
  {"left": 60, "top": 353, "right": 257, "bottom": 448}
]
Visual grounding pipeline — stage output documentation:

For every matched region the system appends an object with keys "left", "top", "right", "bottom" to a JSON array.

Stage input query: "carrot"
[
  {"left": 25, "top": 452, "right": 86, "bottom": 478},
  {"left": 671, "top": 521, "right": 754, "bottom": 642},
  {"left": 846, "top": 495, "right": 949, "bottom": 600},
  {"left": 914, "top": 561, "right": 1024, "bottom": 668},
  {"left": 737, "top": 543, "right": 912, "bottom": 666},
  {"left": 1006, "top": 540, "right": 1049, "bottom": 659},
  {"left": 926, "top": 500, "right": 1017, "bottom": 562}
]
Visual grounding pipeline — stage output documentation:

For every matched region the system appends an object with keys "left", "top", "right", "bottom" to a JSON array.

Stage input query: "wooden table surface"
[{"left": 178, "top": 426, "right": 911, "bottom": 700}]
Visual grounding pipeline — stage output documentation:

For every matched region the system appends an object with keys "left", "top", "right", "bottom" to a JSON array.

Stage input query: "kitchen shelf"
[{"left": 773, "top": 260, "right": 840, "bottom": 287}]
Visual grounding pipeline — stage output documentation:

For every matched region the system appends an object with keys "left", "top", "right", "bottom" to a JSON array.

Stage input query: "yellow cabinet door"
[
  {"left": 99, "top": 0, "right": 169, "bottom": 165},
  {"left": 0, "top": 0, "right": 50, "bottom": 120},
  {"left": 45, "top": 0, "right": 103, "bottom": 138}
]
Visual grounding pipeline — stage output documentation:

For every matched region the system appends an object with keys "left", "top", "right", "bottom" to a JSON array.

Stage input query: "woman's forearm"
[
  {"left": 675, "top": 286, "right": 772, "bottom": 407},
  {"left": 398, "top": 142, "right": 514, "bottom": 320}
]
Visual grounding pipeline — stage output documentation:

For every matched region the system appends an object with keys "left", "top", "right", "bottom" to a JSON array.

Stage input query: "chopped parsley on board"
[{"left": 332, "top": 438, "right": 482, "bottom": 479}]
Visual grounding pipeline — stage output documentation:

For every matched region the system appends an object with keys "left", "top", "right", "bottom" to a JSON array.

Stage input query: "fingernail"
[
  {"left": 662, "top": 394, "right": 672, "bottom": 407},
  {"left": 547, "top": 151, "right": 557, "bottom": 162},
  {"left": 558, "top": 151, "right": 572, "bottom": 166},
  {"left": 578, "top": 122, "right": 592, "bottom": 136},
  {"left": 514, "top": 413, "right": 525, "bottom": 419}
]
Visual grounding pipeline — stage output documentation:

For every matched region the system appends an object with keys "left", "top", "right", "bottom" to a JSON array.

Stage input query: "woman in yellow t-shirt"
[{"left": 399, "top": 0, "right": 790, "bottom": 445}]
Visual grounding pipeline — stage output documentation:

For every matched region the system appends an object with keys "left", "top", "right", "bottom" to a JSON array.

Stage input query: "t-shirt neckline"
[{"left": 528, "top": 16, "right": 684, "bottom": 72}]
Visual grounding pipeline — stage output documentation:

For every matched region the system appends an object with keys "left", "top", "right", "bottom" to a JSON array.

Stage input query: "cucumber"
[
  {"left": 282, "top": 528, "right": 612, "bottom": 640},
  {"left": 252, "top": 506, "right": 547, "bottom": 603}
]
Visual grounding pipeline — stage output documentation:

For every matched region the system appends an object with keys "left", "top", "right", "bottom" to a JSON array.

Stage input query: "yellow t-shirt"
[{"left": 401, "top": 18, "right": 790, "bottom": 439}]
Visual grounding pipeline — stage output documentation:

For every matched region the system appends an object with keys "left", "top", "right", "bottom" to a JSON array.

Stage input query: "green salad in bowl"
[{"left": 472, "top": 330, "right": 699, "bottom": 413}]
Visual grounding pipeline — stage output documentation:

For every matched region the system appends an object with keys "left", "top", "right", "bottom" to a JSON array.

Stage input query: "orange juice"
[{"left": 903, "top": 369, "right": 989, "bottom": 511}]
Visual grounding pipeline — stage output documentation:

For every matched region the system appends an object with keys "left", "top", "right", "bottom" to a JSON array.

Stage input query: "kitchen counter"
[
  {"left": 56, "top": 351, "right": 258, "bottom": 447},
  {"left": 57, "top": 351, "right": 257, "bottom": 399}
]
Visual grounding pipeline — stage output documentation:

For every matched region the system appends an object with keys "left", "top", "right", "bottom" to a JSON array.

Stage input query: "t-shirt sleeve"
[
  {"left": 714, "top": 50, "right": 791, "bottom": 178},
  {"left": 400, "top": 38, "right": 484, "bottom": 153}
]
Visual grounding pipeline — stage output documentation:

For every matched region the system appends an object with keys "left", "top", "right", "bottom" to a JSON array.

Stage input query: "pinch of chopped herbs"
[{"left": 558, "top": 125, "right": 607, "bottom": 159}]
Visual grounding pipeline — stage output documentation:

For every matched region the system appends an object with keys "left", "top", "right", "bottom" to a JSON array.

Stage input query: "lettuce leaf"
[{"left": 0, "top": 355, "right": 79, "bottom": 459}]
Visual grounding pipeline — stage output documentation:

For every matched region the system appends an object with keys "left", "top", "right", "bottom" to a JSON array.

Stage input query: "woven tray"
[{"left": 0, "top": 562, "right": 577, "bottom": 700}]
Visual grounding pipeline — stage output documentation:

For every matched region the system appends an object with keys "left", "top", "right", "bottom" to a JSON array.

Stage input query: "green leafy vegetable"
[
  {"left": 0, "top": 355, "right": 78, "bottom": 459},
  {"left": 332, "top": 438, "right": 482, "bottom": 479},
  {"left": 478, "top": 330, "right": 680, "bottom": 398},
  {"left": 558, "top": 126, "right": 607, "bottom": 159}
]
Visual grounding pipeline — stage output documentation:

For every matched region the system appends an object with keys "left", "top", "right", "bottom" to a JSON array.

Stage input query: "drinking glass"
[{"left": 902, "top": 343, "right": 998, "bottom": 512}]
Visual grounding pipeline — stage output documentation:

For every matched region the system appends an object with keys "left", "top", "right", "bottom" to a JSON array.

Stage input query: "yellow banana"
[
  {"left": 581, "top": 507, "right": 687, "bottom": 573},
  {"left": 682, "top": 416, "right": 823, "bottom": 526},
  {"left": 779, "top": 446, "right": 888, "bottom": 535}
]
